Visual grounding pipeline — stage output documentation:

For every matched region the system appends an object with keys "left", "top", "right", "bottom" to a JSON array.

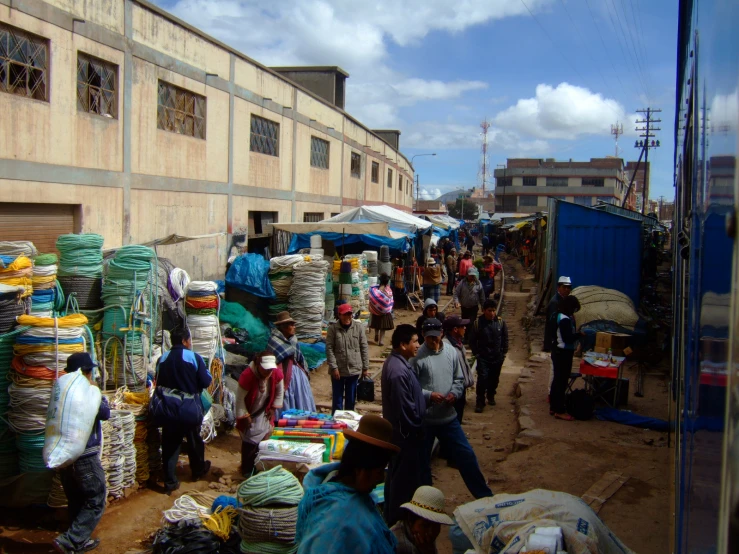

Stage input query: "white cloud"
[
  {"left": 711, "top": 89, "right": 738, "bottom": 132},
  {"left": 494, "top": 83, "right": 636, "bottom": 140},
  {"left": 403, "top": 121, "right": 550, "bottom": 153},
  {"left": 419, "top": 187, "right": 443, "bottom": 200}
]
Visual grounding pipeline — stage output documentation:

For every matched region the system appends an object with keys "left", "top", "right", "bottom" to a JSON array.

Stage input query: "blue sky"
[{"left": 154, "top": 0, "right": 678, "bottom": 202}]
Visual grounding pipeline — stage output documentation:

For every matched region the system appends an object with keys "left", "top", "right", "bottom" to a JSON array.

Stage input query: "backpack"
[{"left": 566, "top": 388, "right": 594, "bottom": 420}]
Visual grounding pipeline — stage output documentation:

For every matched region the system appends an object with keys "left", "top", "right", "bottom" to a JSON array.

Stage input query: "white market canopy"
[
  {"left": 322, "top": 205, "right": 433, "bottom": 236},
  {"left": 268, "top": 221, "right": 393, "bottom": 237},
  {"left": 423, "top": 214, "right": 461, "bottom": 230}
]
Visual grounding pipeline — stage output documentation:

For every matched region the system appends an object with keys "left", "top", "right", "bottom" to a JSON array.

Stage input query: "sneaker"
[
  {"left": 192, "top": 460, "right": 211, "bottom": 481},
  {"left": 52, "top": 539, "right": 74, "bottom": 554},
  {"left": 487, "top": 397, "right": 496, "bottom": 407},
  {"left": 80, "top": 538, "right": 101, "bottom": 552},
  {"left": 474, "top": 404, "right": 484, "bottom": 413}
]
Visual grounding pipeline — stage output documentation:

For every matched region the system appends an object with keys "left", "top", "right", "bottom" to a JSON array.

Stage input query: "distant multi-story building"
[
  {"left": 493, "top": 158, "right": 628, "bottom": 213},
  {"left": 625, "top": 161, "right": 650, "bottom": 212}
]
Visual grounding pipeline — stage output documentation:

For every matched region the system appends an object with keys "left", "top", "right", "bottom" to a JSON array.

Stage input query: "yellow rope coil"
[
  {"left": 201, "top": 506, "right": 238, "bottom": 541},
  {"left": 0, "top": 255, "right": 32, "bottom": 272},
  {"left": 14, "top": 343, "right": 84, "bottom": 355},
  {"left": 17, "top": 314, "right": 89, "bottom": 327}
]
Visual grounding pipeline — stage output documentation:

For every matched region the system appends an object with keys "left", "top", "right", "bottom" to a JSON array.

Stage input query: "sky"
[{"left": 153, "top": 0, "right": 679, "bottom": 202}]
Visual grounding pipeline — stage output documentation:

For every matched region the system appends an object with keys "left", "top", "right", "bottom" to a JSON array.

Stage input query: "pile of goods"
[
  {"left": 268, "top": 255, "right": 304, "bottom": 322},
  {"left": 56, "top": 234, "right": 104, "bottom": 311},
  {"left": 185, "top": 281, "right": 221, "bottom": 362},
  {"left": 0, "top": 255, "right": 32, "bottom": 332},
  {"left": 268, "top": 409, "right": 348, "bottom": 462},
  {"left": 289, "top": 259, "right": 329, "bottom": 339},
  {"left": 30, "top": 253, "right": 59, "bottom": 317}
]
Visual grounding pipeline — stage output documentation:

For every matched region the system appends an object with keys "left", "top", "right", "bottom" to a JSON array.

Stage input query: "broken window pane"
[
  {"left": 77, "top": 52, "right": 117, "bottom": 117},
  {"left": 250, "top": 115, "right": 279, "bottom": 156},
  {"left": 157, "top": 80, "right": 207, "bottom": 139},
  {"left": 0, "top": 23, "right": 48, "bottom": 101}
]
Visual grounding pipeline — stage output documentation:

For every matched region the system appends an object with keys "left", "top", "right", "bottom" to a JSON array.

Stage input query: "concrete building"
[
  {"left": 0, "top": 0, "right": 414, "bottom": 279},
  {"left": 625, "top": 161, "right": 650, "bottom": 212},
  {"left": 493, "top": 158, "right": 628, "bottom": 213}
]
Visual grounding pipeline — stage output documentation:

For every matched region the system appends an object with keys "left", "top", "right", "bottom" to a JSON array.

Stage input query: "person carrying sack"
[{"left": 153, "top": 326, "right": 212, "bottom": 494}]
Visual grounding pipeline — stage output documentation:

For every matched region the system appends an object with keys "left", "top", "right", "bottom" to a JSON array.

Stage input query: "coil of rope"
[
  {"left": 0, "top": 241, "right": 37, "bottom": 258},
  {"left": 56, "top": 234, "right": 104, "bottom": 278},
  {"left": 162, "top": 494, "right": 211, "bottom": 525},
  {"left": 237, "top": 465, "right": 304, "bottom": 507},
  {"left": 288, "top": 260, "right": 329, "bottom": 339},
  {"left": 168, "top": 267, "right": 190, "bottom": 302},
  {"left": 16, "top": 431, "right": 48, "bottom": 472}
]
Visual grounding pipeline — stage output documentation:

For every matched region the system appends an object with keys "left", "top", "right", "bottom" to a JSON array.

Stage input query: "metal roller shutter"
[{"left": 0, "top": 203, "right": 78, "bottom": 254}]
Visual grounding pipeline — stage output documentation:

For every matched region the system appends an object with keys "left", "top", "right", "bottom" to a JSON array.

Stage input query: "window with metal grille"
[
  {"left": 303, "top": 212, "right": 324, "bottom": 222},
  {"left": 310, "top": 137, "right": 329, "bottom": 169},
  {"left": 0, "top": 23, "right": 49, "bottom": 101},
  {"left": 371, "top": 161, "right": 379, "bottom": 183},
  {"left": 77, "top": 53, "right": 117, "bottom": 118},
  {"left": 582, "top": 177, "right": 605, "bottom": 187},
  {"left": 519, "top": 196, "right": 539, "bottom": 207},
  {"left": 387, "top": 168, "right": 393, "bottom": 188},
  {"left": 546, "top": 177, "right": 568, "bottom": 187},
  {"left": 250, "top": 114, "right": 279, "bottom": 156},
  {"left": 157, "top": 80, "right": 206, "bottom": 139},
  {"left": 574, "top": 196, "right": 593, "bottom": 206},
  {"left": 350, "top": 152, "right": 361, "bottom": 178},
  {"left": 398, "top": 173, "right": 402, "bottom": 191},
  {"left": 523, "top": 177, "right": 537, "bottom": 186}
]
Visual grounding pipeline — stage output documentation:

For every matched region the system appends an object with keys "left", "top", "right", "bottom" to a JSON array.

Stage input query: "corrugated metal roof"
[{"left": 593, "top": 202, "right": 662, "bottom": 228}]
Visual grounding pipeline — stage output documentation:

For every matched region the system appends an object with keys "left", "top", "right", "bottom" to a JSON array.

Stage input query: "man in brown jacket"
[
  {"left": 326, "top": 303, "right": 369, "bottom": 413},
  {"left": 423, "top": 258, "right": 442, "bottom": 303}
]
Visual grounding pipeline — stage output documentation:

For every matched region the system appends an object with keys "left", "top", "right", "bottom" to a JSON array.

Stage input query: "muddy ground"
[{"left": 0, "top": 258, "right": 670, "bottom": 553}]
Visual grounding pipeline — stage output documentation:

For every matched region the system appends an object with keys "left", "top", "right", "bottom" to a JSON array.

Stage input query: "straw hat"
[
  {"left": 401, "top": 486, "right": 454, "bottom": 525},
  {"left": 427, "top": 258, "right": 436, "bottom": 266},
  {"left": 343, "top": 415, "right": 400, "bottom": 452},
  {"left": 274, "top": 311, "right": 296, "bottom": 325}
]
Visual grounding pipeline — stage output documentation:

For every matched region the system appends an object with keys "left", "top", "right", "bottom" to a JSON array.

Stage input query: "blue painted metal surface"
[{"left": 553, "top": 201, "right": 642, "bottom": 304}]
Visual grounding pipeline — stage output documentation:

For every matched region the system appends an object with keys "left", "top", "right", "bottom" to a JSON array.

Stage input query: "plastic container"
[
  {"left": 310, "top": 248, "right": 324, "bottom": 258},
  {"left": 310, "top": 235, "right": 323, "bottom": 248},
  {"left": 363, "top": 250, "right": 378, "bottom": 262}
]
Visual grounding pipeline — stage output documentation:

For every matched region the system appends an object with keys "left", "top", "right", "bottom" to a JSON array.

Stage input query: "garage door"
[{"left": 0, "top": 203, "right": 78, "bottom": 255}]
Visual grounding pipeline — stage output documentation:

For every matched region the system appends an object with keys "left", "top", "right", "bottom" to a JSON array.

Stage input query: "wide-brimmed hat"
[
  {"left": 65, "top": 352, "right": 98, "bottom": 373},
  {"left": 274, "top": 311, "right": 296, "bottom": 325},
  {"left": 427, "top": 258, "right": 436, "bottom": 266},
  {"left": 258, "top": 355, "right": 278, "bottom": 370},
  {"left": 401, "top": 486, "right": 454, "bottom": 525},
  {"left": 557, "top": 276, "right": 572, "bottom": 286},
  {"left": 343, "top": 415, "right": 400, "bottom": 452}
]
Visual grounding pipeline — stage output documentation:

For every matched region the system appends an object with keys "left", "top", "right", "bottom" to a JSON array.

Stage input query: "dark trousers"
[
  {"left": 460, "top": 306, "right": 478, "bottom": 337},
  {"left": 422, "top": 419, "right": 492, "bottom": 499},
  {"left": 550, "top": 348, "right": 575, "bottom": 414},
  {"left": 476, "top": 358, "right": 503, "bottom": 405},
  {"left": 57, "top": 455, "right": 107, "bottom": 551},
  {"left": 446, "top": 274, "right": 456, "bottom": 295},
  {"left": 384, "top": 432, "right": 430, "bottom": 526},
  {"left": 331, "top": 374, "right": 359, "bottom": 413},
  {"left": 161, "top": 423, "right": 206, "bottom": 488},
  {"left": 455, "top": 394, "right": 467, "bottom": 424},
  {"left": 241, "top": 441, "right": 260, "bottom": 477}
]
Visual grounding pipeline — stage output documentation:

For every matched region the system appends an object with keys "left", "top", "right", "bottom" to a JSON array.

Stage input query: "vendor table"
[{"left": 579, "top": 353, "right": 627, "bottom": 408}]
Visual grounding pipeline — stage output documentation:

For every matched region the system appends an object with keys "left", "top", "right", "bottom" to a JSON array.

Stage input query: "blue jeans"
[
  {"left": 57, "top": 455, "right": 107, "bottom": 550},
  {"left": 331, "top": 374, "right": 359, "bottom": 413},
  {"left": 423, "top": 418, "right": 492, "bottom": 499}
]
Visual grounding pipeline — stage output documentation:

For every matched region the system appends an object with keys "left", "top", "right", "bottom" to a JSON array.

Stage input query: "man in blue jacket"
[
  {"left": 468, "top": 299, "right": 509, "bottom": 412},
  {"left": 53, "top": 352, "right": 110, "bottom": 554},
  {"left": 156, "top": 326, "right": 212, "bottom": 493},
  {"left": 412, "top": 319, "right": 492, "bottom": 500}
]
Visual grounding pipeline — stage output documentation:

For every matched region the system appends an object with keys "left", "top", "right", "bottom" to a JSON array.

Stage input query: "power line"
[
  {"left": 613, "top": 0, "right": 653, "bottom": 101},
  {"left": 624, "top": 0, "right": 655, "bottom": 99},
  {"left": 603, "top": 0, "right": 650, "bottom": 101}
]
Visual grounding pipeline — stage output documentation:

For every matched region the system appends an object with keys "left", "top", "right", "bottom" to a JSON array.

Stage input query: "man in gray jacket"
[
  {"left": 412, "top": 318, "right": 492, "bottom": 499},
  {"left": 326, "top": 303, "right": 369, "bottom": 413}
]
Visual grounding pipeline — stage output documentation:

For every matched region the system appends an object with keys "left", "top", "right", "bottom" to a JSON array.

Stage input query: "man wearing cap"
[
  {"left": 382, "top": 324, "right": 426, "bottom": 526},
  {"left": 468, "top": 299, "right": 509, "bottom": 412},
  {"left": 544, "top": 277, "right": 573, "bottom": 398},
  {"left": 415, "top": 298, "right": 446, "bottom": 340},
  {"left": 156, "top": 326, "right": 212, "bottom": 494},
  {"left": 412, "top": 319, "right": 492, "bottom": 500},
  {"left": 269, "top": 311, "right": 316, "bottom": 412},
  {"left": 391, "top": 485, "right": 454, "bottom": 554},
  {"left": 442, "top": 316, "right": 474, "bottom": 423},
  {"left": 52, "top": 353, "right": 110, "bottom": 554},
  {"left": 453, "top": 268, "right": 485, "bottom": 333},
  {"left": 326, "top": 303, "right": 369, "bottom": 414},
  {"left": 235, "top": 352, "right": 284, "bottom": 476},
  {"left": 422, "top": 258, "right": 442, "bottom": 303},
  {"left": 297, "top": 415, "right": 399, "bottom": 554}
]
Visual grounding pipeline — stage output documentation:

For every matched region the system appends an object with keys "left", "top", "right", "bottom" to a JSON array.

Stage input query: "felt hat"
[
  {"left": 258, "top": 355, "right": 278, "bottom": 370},
  {"left": 65, "top": 352, "right": 97, "bottom": 373},
  {"left": 557, "top": 276, "right": 572, "bottom": 286},
  {"left": 443, "top": 315, "right": 470, "bottom": 329},
  {"left": 274, "top": 311, "right": 296, "bottom": 325},
  {"left": 337, "top": 303, "right": 353, "bottom": 315},
  {"left": 343, "top": 415, "right": 400, "bottom": 452},
  {"left": 422, "top": 318, "right": 443, "bottom": 337},
  {"left": 401, "top": 486, "right": 455, "bottom": 525}
]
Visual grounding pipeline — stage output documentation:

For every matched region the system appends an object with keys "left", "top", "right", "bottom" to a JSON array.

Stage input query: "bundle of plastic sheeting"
[
  {"left": 256, "top": 439, "right": 326, "bottom": 464},
  {"left": 571, "top": 286, "right": 639, "bottom": 330},
  {"left": 288, "top": 259, "right": 329, "bottom": 339}
]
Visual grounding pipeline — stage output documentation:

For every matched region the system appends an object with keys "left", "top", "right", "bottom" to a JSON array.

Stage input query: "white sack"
[{"left": 43, "top": 370, "right": 102, "bottom": 469}]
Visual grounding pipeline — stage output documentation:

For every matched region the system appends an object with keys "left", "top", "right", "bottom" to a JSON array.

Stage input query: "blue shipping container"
[{"left": 553, "top": 201, "right": 642, "bottom": 304}]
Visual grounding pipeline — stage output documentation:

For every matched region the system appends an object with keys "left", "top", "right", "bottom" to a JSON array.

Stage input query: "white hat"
[
  {"left": 400, "top": 486, "right": 454, "bottom": 525},
  {"left": 427, "top": 258, "right": 436, "bottom": 266},
  {"left": 259, "top": 355, "right": 278, "bottom": 370},
  {"left": 557, "top": 276, "right": 572, "bottom": 285}
]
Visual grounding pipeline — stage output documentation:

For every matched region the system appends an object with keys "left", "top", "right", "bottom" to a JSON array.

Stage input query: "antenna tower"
[
  {"left": 611, "top": 122, "right": 624, "bottom": 157},
  {"left": 479, "top": 119, "right": 491, "bottom": 193}
]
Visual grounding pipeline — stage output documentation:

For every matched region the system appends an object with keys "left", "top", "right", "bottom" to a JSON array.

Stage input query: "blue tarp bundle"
[
  {"left": 287, "top": 232, "right": 409, "bottom": 254},
  {"left": 595, "top": 407, "right": 668, "bottom": 431},
  {"left": 225, "top": 253, "right": 275, "bottom": 299}
]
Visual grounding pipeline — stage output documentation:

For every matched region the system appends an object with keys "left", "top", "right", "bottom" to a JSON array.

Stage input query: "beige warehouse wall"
[
  {"left": 45, "top": 0, "right": 125, "bottom": 35},
  {"left": 234, "top": 60, "right": 294, "bottom": 109},
  {"left": 131, "top": 58, "right": 229, "bottom": 182},
  {"left": 296, "top": 91, "right": 343, "bottom": 132},
  {"left": 0, "top": 180, "right": 123, "bottom": 248},
  {"left": 342, "top": 146, "right": 365, "bottom": 202},
  {"left": 0, "top": 10, "right": 124, "bottom": 171},
  {"left": 295, "top": 125, "right": 341, "bottom": 197},
  {"left": 129, "top": 189, "right": 228, "bottom": 280}
]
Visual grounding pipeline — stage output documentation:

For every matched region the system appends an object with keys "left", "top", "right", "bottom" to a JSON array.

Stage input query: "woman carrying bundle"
[
  {"left": 268, "top": 311, "right": 316, "bottom": 412},
  {"left": 368, "top": 273, "right": 394, "bottom": 346}
]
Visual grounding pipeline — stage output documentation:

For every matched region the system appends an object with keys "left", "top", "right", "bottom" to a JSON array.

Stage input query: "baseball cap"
[
  {"left": 468, "top": 267, "right": 479, "bottom": 277},
  {"left": 557, "top": 276, "right": 572, "bottom": 286},
  {"left": 65, "top": 352, "right": 98, "bottom": 373},
  {"left": 443, "top": 315, "right": 470, "bottom": 329},
  {"left": 259, "top": 355, "right": 278, "bottom": 370},
  {"left": 338, "top": 303, "right": 353, "bottom": 315},
  {"left": 422, "top": 318, "right": 443, "bottom": 337}
]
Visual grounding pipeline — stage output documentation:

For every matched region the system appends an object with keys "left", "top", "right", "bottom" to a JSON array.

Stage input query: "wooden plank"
[
  {"left": 581, "top": 471, "right": 629, "bottom": 514},
  {"left": 534, "top": 269, "right": 552, "bottom": 316}
]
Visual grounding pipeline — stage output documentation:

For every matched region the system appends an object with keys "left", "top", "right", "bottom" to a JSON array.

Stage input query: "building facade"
[
  {"left": 0, "top": 0, "right": 414, "bottom": 279},
  {"left": 493, "top": 158, "right": 628, "bottom": 213}
]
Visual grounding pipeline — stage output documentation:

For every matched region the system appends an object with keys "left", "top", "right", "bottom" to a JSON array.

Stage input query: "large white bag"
[{"left": 43, "top": 370, "right": 102, "bottom": 469}]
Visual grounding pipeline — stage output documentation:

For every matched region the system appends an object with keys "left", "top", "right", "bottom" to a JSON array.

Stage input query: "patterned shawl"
[{"left": 268, "top": 327, "right": 306, "bottom": 368}]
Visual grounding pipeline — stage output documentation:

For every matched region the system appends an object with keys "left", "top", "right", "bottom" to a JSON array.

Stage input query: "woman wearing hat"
[
  {"left": 369, "top": 273, "right": 394, "bottom": 346},
  {"left": 235, "top": 352, "right": 284, "bottom": 476},
  {"left": 296, "top": 415, "right": 400, "bottom": 554},
  {"left": 391, "top": 486, "right": 454, "bottom": 554},
  {"left": 422, "top": 258, "right": 442, "bottom": 303},
  {"left": 268, "top": 311, "right": 316, "bottom": 412}
]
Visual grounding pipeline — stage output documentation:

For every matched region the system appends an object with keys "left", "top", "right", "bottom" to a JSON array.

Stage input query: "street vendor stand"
[{"left": 578, "top": 353, "right": 628, "bottom": 408}]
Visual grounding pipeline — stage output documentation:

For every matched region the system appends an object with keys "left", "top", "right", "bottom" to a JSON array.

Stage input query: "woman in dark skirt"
[{"left": 369, "top": 273, "right": 395, "bottom": 346}]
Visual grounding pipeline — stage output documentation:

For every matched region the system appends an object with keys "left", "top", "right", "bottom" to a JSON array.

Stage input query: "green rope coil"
[
  {"left": 237, "top": 465, "right": 304, "bottom": 507},
  {"left": 33, "top": 253, "right": 58, "bottom": 266},
  {"left": 16, "top": 431, "right": 49, "bottom": 473},
  {"left": 57, "top": 234, "right": 104, "bottom": 278}
]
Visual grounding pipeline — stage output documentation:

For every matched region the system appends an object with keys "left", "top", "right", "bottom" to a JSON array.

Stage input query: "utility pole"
[
  {"left": 496, "top": 164, "right": 507, "bottom": 213},
  {"left": 635, "top": 108, "right": 661, "bottom": 214},
  {"left": 480, "top": 120, "right": 491, "bottom": 194},
  {"left": 659, "top": 195, "right": 665, "bottom": 220},
  {"left": 416, "top": 174, "right": 420, "bottom": 207}
]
